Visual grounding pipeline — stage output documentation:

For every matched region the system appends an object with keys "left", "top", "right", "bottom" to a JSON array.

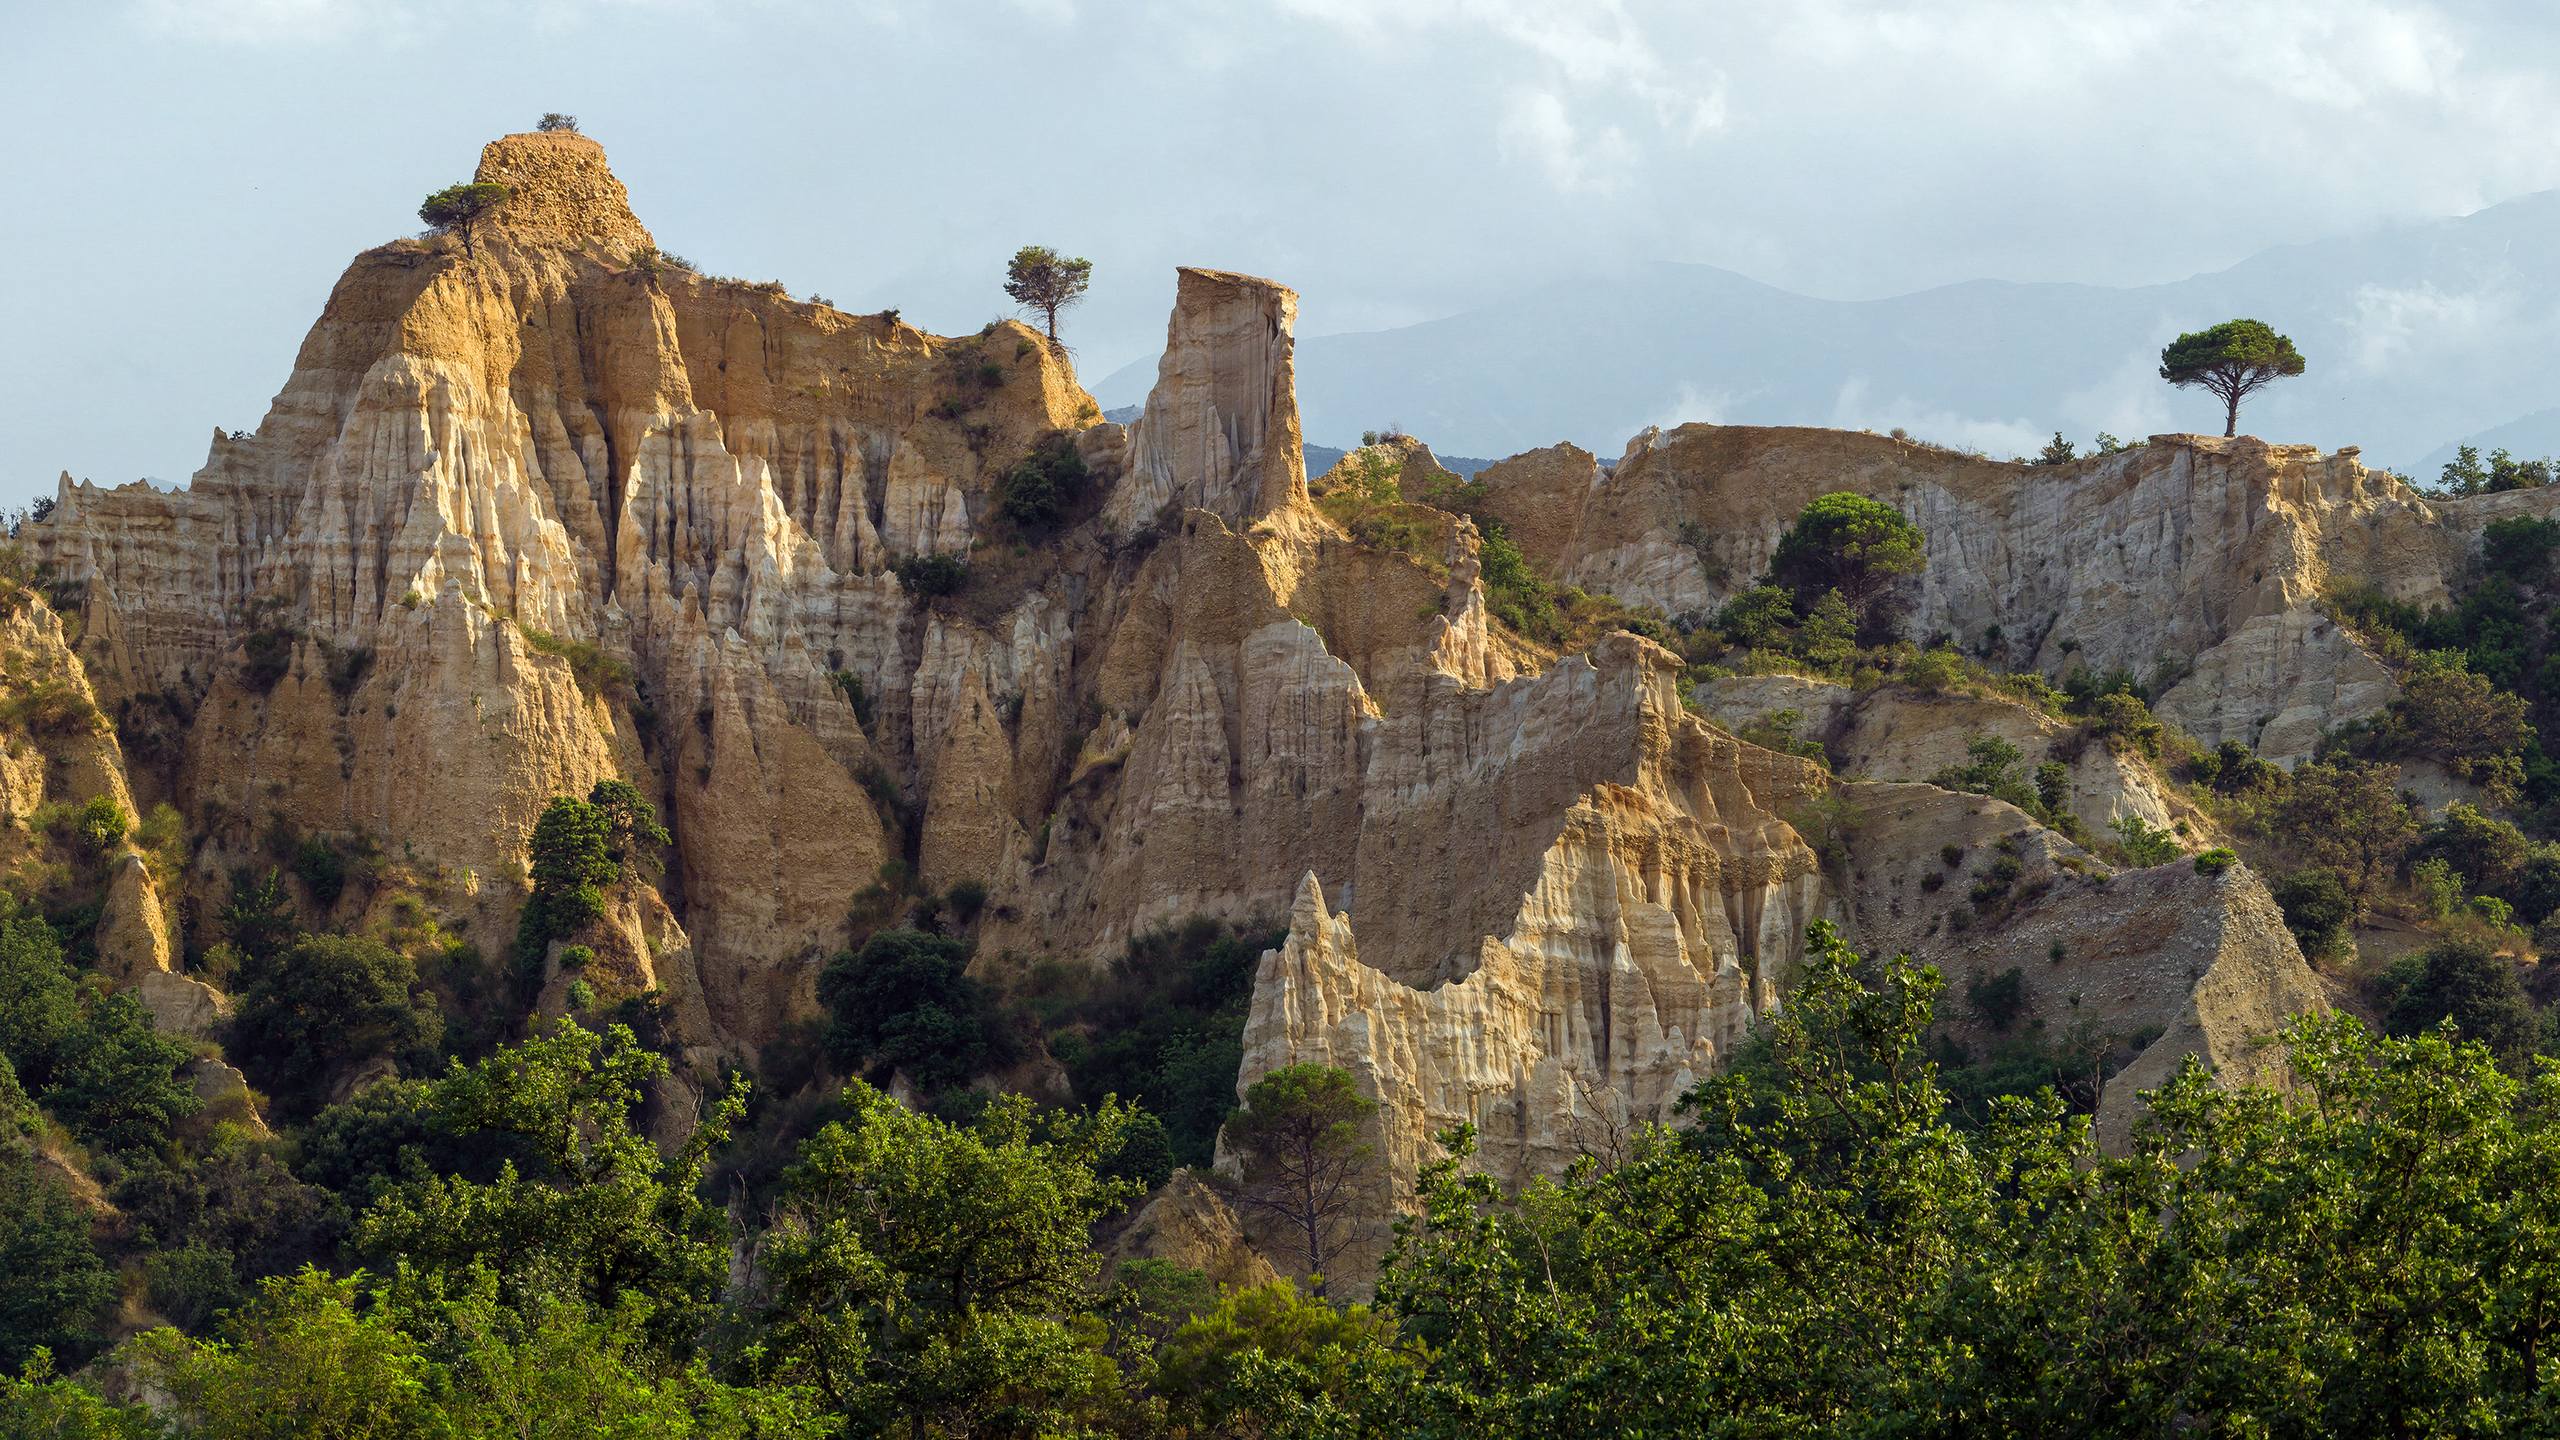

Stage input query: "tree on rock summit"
[
  {"left": 418, "top": 182, "right": 510, "bottom": 260},
  {"left": 2158, "top": 318, "right": 2306, "bottom": 437},
  {"left": 1003, "top": 245, "right": 1094, "bottom": 344}
]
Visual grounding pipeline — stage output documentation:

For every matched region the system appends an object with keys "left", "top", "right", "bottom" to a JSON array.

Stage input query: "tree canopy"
[
  {"left": 417, "top": 182, "right": 510, "bottom": 259},
  {"left": 1766, "top": 491, "right": 1926, "bottom": 643},
  {"left": 1002, "top": 246, "right": 1093, "bottom": 343},
  {"left": 2158, "top": 318, "right": 2306, "bottom": 437}
]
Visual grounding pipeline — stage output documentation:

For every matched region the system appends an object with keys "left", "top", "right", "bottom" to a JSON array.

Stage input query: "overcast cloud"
[{"left": 5, "top": 0, "right": 2558, "bottom": 504}]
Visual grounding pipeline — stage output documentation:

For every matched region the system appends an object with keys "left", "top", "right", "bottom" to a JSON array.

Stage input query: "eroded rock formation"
[{"left": 1475, "top": 426, "right": 2555, "bottom": 764}]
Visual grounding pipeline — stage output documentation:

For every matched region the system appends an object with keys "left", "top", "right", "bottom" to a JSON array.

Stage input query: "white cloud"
[
  {"left": 2346, "top": 282, "right": 2505, "bottom": 374},
  {"left": 1498, "top": 89, "right": 1634, "bottom": 193},
  {"left": 2058, "top": 347, "right": 2180, "bottom": 441}
]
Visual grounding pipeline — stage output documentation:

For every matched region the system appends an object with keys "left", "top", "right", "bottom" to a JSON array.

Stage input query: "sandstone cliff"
[
  {"left": 1475, "top": 427, "right": 2558, "bottom": 764},
  {"left": 17, "top": 131, "right": 2365, "bottom": 1296}
]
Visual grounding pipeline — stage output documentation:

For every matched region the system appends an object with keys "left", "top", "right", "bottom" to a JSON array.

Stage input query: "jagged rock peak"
[
  {"left": 1114, "top": 267, "right": 1307, "bottom": 533},
  {"left": 470, "top": 129, "right": 654, "bottom": 254}
]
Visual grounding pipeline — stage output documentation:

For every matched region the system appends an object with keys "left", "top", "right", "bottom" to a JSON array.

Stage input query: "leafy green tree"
[
  {"left": 1224, "top": 1064, "right": 1377, "bottom": 1296},
  {"left": 2374, "top": 650, "right": 2534, "bottom": 803},
  {"left": 2272, "top": 866, "right": 2357, "bottom": 960},
  {"left": 751, "top": 1084, "right": 1140, "bottom": 1437},
  {"left": 2032, "top": 431, "right": 2076, "bottom": 466},
  {"left": 219, "top": 868, "right": 298, "bottom": 964},
  {"left": 816, "top": 929, "right": 1013, "bottom": 1095},
  {"left": 2438, "top": 445, "right": 2557, "bottom": 497},
  {"left": 585, "top": 779, "right": 670, "bottom": 880},
  {"left": 47, "top": 989, "right": 199, "bottom": 1156},
  {"left": 2157, "top": 318, "right": 2307, "bottom": 436},
  {"left": 2378, "top": 939, "right": 2540, "bottom": 1063},
  {"left": 0, "top": 1351, "right": 163, "bottom": 1438},
  {"left": 410, "top": 1282, "right": 826, "bottom": 1440},
  {"left": 1001, "top": 246, "right": 1093, "bottom": 343},
  {"left": 1151, "top": 1280, "right": 1393, "bottom": 1435},
  {"left": 355, "top": 1021, "right": 739, "bottom": 1351},
  {"left": 0, "top": 1159, "right": 118, "bottom": 1370},
  {"left": 230, "top": 933, "right": 442, "bottom": 1118},
  {"left": 0, "top": 902, "right": 79, "bottom": 1078},
  {"left": 417, "top": 182, "right": 510, "bottom": 259},
  {"left": 2420, "top": 801, "right": 2532, "bottom": 899},
  {"left": 1928, "top": 734, "right": 2042, "bottom": 815},
  {"left": 1767, "top": 493, "right": 1924, "bottom": 643},
  {"left": 995, "top": 432, "right": 1093, "bottom": 533},
  {"left": 136, "top": 1269, "right": 438, "bottom": 1438},
  {"left": 1795, "top": 588, "right": 1860, "bottom": 671},
  {"left": 515, "top": 794, "right": 617, "bottom": 996},
  {"left": 2274, "top": 759, "right": 2416, "bottom": 902},
  {"left": 1712, "top": 583, "right": 1796, "bottom": 649}
]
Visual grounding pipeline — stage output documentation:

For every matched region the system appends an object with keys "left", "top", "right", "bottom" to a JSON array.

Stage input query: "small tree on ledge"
[
  {"left": 418, "top": 181, "right": 510, "bottom": 259},
  {"left": 537, "top": 112, "right": 579, "bottom": 132},
  {"left": 2159, "top": 318, "right": 2306, "bottom": 437},
  {"left": 1003, "top": 245, "right": 1094, "bottom": 344}
]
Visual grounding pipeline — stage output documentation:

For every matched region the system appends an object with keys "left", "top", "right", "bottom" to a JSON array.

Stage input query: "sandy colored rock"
[
  {"left": 1107, "top": 1170, "right": 1280, "bottom": 1293},
  {"left": 1473, "top": 426, "right": 2553, "bottom": 765},
  {"left": 95, "top": 853, "right": 176, "bottom": 980},
  {"left": 1112, "top": 268, "right": 1307, "bottom": 534}
]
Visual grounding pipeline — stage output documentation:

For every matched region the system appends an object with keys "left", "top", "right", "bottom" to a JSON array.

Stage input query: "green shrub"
[
  {"left": 892, "top": 553, "right": 970, "bottom": 597},
  {"left": 817, "top": 928, "right": 1013, "bottom": 1095},
  {"left": 2376, "top": 938, "right": 2538, "bottom": 1063},
  {"left": 2194, "top": 847, "right": 2238, "bottom": 875},
  {"left": 2080, "top": 690, "right": 2165, "bottom": 758},
  {"left": 290, "top": 834, "right": 346, "bottom": 906},
  {"left": 996, "top": 432, "right": 1092, "bottom": 533},
  {"left": 1966, "top": 967, "right": 2029, "bottom": 1030},
  {"left": 2110, "top": 813, "right": 2181, "bottom": 866},
  {"left": 2272, "top": 866, "right": 2356, "bottom": 960},
  {"left": 239, "top": 626, "right": 296, "bottom": 693},
  {"left": 230, "top": 933, "right": 442, "bottom": 1119},
  {"left": 71, "top": 796, "right": 128, "bottom": 855},
  {"left": 0, "top": 679, "right": 105, "bottom": 737}
]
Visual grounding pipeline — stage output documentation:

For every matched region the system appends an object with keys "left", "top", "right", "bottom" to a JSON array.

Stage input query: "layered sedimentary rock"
[
  {"left": 1827, "top": 780, "right": 2327, "bottom": 1149},
  {"left": 1476, "top": 426, "right": 2555, "bottom": 764},
  {"left": 22, "top": 129, "right": 2349, "bottom": 1299},
  {"left": 1110, "top": 269, "right": 1307, "bottom": 534},
  {"left": 1693, "top": 672, "right": 2195, "bottom": 836}
]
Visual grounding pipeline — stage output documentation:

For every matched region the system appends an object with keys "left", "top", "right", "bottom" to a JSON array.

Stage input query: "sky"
[{"left": 6, "top": 0, "right": 2560, "bottom": 507}]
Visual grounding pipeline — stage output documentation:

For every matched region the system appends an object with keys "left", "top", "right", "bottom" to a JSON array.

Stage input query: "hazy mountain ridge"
[{"left": 1100, "top": 190, "right": 2560, "bottom": 474}]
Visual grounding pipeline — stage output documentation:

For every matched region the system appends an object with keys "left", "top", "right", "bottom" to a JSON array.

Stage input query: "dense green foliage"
[
  {"left": 1001, "top": 245, "right": 1094, "bottom": 342},
  {"left": 415, "top": 181, "right": 510, "bottom": 257},
  {"left": 512, "top": 783, "right": 667, "bottom": 999},
  {"left": 891, "top": 553, "right": 970, "bottom": 597},
  {"left": 2157, "top": 317, "right": 2306, "bottom": 436},
  {"left": 2435, "top": 444, "right": 2556, "bottom": 497},
  {"left": 817, "top": 929, "right": 1015, "bottom": 1097},
  {"left": 229, "top": 933, "right": 441, "bottom": 1119},
  {"left": 1031, "top": 918, "right": 1278, "bottom": 1170},
  {"left": 996, "top": 432, "right": 1093, "bottom": 533},
  {"left": 1766, "top": 491, "right": 1925, "bottom": 642}
]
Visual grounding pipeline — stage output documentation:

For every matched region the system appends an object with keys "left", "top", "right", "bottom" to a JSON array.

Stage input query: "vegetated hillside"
[
  {"left": 1097, "top": 189, "right": 2560, "bottom": 472},
  {"left": 13, "top": 127, "right": 2560, "bottom": 1434}
]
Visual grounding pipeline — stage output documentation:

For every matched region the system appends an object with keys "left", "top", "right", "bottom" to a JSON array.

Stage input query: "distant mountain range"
[{"left": 1097, "top": 192, "right": 2560, "bottom": 477}]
